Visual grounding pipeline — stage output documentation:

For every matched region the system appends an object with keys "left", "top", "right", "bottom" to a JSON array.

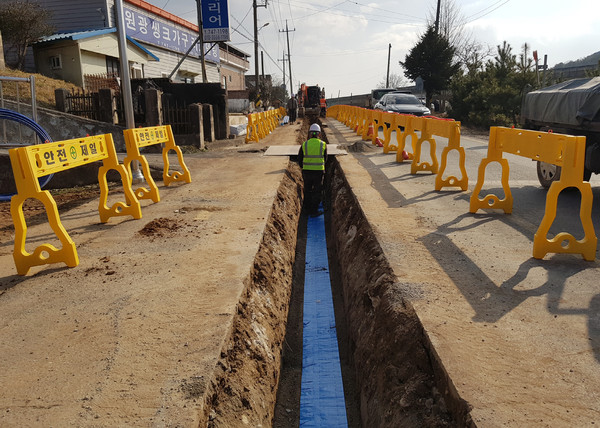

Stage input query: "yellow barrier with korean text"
[
  {"left": 470, "top": 126, "right": 596, "bottom": 260},
  {"left": 9, "top": 134, "right": 141, "bottom": 275},
  {"left": 123, "top": 125, "right": 191, "bottom": 203}
]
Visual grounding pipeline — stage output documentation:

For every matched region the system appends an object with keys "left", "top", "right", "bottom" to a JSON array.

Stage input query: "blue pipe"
[
  {"left": 0, "top": 108, "right": 53, "bottom": 201},
  {"left": 300, "top": 208, "right": 348, "bottom": 427}
]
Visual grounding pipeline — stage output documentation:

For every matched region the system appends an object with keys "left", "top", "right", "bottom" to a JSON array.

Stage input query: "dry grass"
[{"left": 0, "top": 67, "right": 82, "bottom": 110}]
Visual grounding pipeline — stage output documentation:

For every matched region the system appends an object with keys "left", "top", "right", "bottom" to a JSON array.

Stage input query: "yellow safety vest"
[{"left": 302, "top": 138, "right": 326, "bottom": 171}]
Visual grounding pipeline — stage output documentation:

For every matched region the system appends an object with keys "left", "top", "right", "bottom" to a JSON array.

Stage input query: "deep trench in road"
[{"left": 203, "top": 119, "right": 473, "bottom": 427}]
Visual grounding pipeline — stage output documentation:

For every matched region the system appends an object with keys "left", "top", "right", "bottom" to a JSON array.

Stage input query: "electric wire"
[{"left": 465, "top": 0, "right": 512, "bottom": 23}]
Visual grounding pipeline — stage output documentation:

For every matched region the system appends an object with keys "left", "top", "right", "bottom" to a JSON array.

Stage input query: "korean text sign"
[
  {"left": 124, "top": 7, "right": 220, "bottom": 63},
  {"left": 202, "top": 0, "right": 231, "bottom": 42}
]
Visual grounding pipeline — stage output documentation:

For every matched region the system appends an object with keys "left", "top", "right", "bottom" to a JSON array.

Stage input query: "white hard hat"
[{"left": 309, "top": 124, "right": 321, "bottom": 133}]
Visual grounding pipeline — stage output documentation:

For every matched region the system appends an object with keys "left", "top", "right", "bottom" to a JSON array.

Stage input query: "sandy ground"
[{"left": 0, "top": 124, "right": 302, "bottom": 426}]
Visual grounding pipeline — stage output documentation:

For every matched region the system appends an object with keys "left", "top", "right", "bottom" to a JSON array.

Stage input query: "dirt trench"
[{"left": 201, "top": 122, "right": 474, "bottom": 427}]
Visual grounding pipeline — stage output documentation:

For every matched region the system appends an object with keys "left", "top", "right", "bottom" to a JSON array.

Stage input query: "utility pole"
[
  {"left": 434, "top": 0, "right": 441, "bottom": 34},
  {"left": 253, "top": 0, "right": 267, "bottom": 93},
  {"left": 386, "top": 43, "right": 391, "bottom": 88},
  {"left": 115, "top": 0, "right": 142, "bottom": 181},
  {"left": 280, "top": 20, "right": 295, "bottom": 97},
  {"left": 278, "top": 51, "right": 287, "bottom": 94},
  {"left": 195, "top": 0, "right": 207, "bottom": 82}
]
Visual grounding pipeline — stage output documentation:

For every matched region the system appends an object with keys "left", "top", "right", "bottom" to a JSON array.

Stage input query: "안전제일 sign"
[{"left": 201, "top": 0, "right": 230, "bottom": 42}]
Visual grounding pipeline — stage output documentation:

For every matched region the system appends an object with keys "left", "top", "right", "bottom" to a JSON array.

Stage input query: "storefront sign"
[
  {"left": 124, "top": 7, "right": 220, "bottom": 63},
  {"left": 201, "top": 0, "right": 230, "bottom": 42}
]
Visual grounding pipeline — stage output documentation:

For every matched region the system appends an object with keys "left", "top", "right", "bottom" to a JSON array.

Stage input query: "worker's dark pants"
[
  {"left": 289, "top": 108, "right": 297, "bottom": 123},
  {"left": 302, "top": 169, "right": 324, "bottom": 214}
]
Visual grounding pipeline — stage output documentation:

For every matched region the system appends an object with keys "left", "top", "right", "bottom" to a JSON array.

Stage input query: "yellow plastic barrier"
[
  {"left": 123, "top": 125, "right": 192, "bottom": 203},
  {"left": 246, "top": 113, "right": 260, "bottom": 143},
  {"left": 370, "top": 109, "right": 386, "bottom": 144},
  {"left": 330, "top": 106, "right": 467, "bottom": 191},
  {"left": 470, "top": 126, "right": 596, "bottom": 260},
  {"left": 326, "top": 104, "right": 341, "bottom": 121},
  {"left": 411, "top": 117, "right": 468, "bottom": 191},
  {"left": 9, "top": 134, "right": 142, "bottom": 275},
  {"left": 386, "top": 114, "right": 417, "bottom": 155},
  {"left": 245, "top": 107, "right": 286, "bottom": 143}
]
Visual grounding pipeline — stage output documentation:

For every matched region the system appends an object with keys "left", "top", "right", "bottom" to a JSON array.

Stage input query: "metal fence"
[
  {"left": 162, "top": 98, "right": 193, "bottom": 135},
  {"left": 64, "top": 89, "right": 100, "bottom": 121},
  {"left": 0, "top": 75, "right": 39, "bottom": 148}
]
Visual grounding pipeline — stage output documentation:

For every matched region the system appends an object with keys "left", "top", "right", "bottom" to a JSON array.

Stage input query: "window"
[
  {"left": 50, "top": 55, "right": 62, "bottom": 70},
  {"left": 106, "top": 57, "right": 120, "bottom": 77},
  {"left": 130, "top": 64, "right": 143, "bottom": 79}
]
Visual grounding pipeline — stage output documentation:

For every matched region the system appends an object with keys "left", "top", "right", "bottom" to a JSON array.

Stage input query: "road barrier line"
[
  {"left": 470, "top": 126, "right": 597, "bottom": 260},
  {"left": 123, "top": 125, "right": 191, "bottom": 203},
  {"left": 245, "top": 107, "right": 286, "bottom": 143},
  {"left": 300, "top": 210, "right": 348, "bottom": 427},
  {"left": 327, "top": 105, "right": 468, "bottom": 191},
  {"left": 9, "top": 134, "right": 141, "bottom": 275}
]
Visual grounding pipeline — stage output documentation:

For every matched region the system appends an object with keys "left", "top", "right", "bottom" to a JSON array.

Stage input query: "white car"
[{"left": 374, "top": 93, "right": 431, "bottom": 116}]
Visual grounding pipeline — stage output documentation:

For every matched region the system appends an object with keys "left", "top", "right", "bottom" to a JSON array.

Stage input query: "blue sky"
[{"left": 145, "top": 0, "right": 600, "bottom": 97}]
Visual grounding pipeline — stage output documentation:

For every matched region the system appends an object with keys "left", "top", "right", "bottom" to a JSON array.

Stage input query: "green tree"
[
  {"left": 399, "top": 25, "right": 460, "bottom": 104},
  {"left": 449, "top": 41, "right": 536, "bottom": 128},
  {"left": 585, "top": 60, "right": 600, "bottom": 77},
  {"left": 0, "top": 0, "right": 55, "bottom": 70}
]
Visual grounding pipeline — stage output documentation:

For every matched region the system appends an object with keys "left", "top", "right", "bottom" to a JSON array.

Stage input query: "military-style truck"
[{"left": 520, "top": 77, "right": 600, "bottom": 187}]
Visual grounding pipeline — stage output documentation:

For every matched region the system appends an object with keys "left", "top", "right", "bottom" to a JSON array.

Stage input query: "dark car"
[{"left": 374, "top": 93, "right": 431, "bottom": 116}]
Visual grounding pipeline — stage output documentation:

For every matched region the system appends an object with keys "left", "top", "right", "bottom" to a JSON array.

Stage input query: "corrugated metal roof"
[
  {"left": 37, "top": 28, "right": 117, "bottom": 43},
  {"left": 36, "top": 28, "right": 159, "bottom": 62}
]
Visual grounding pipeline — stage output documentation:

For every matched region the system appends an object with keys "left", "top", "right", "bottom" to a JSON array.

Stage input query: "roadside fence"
[
  {"left": 245, "top": 107, "right": 287, "bottom": 143},
  {"left": 327, "top": 105, "right": 468, "bottom": 191}
]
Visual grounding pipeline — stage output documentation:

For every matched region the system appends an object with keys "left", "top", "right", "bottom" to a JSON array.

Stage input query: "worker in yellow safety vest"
[{"left": 298, "top": 123, "right": 328, "bottom": 216}]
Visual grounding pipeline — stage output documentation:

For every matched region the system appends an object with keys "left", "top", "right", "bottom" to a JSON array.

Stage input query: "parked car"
[
  {"left": 374, "top": 93, "right": 431, "bottom": 116},
  {"left": 369, "top": 88, "right": 397, "bottom": 108}
]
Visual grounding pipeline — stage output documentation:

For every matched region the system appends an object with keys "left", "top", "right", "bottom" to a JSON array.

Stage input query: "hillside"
[
  {"left": 0, "top": 67, "right": 81, "bottom": 109},
  {"left": 554, "top": 50, "right": 600, "bottom": 69}
]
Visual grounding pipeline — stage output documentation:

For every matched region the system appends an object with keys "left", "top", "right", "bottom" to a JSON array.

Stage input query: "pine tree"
[{"left": 399, "top": 25, "right": 460, "bottom": 105}]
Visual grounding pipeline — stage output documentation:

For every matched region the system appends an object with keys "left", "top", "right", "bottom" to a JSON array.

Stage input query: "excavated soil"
[{"left": 204, "top": 120, "right": 470, "bottom": 426}]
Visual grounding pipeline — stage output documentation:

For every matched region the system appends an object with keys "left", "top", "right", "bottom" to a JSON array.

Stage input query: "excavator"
[{"left": 297, "top": 84, "right": 326, "bottom": 118}]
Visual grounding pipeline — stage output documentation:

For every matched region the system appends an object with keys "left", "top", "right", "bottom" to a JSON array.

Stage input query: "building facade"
[{"left": 11, "top": 0, "right": 249, "bottom": 90}]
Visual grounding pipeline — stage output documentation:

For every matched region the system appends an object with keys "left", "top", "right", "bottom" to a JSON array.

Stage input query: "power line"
[
  {"left": 465, "top": 0, "right": 511, "bottom": 23},
  {"left": 270, "top": 0, "right": 426, "bottom": 25},
  {"left": 294, "top": 47, "right": 387, "bottom": 57},
  {"left": 345, "top": 0, "right": 424, "bottom": 21}
]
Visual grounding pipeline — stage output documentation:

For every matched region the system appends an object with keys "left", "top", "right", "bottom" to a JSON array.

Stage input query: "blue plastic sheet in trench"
[{"left": 299, "top": 210, "right": 348, "bottom": 427}]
